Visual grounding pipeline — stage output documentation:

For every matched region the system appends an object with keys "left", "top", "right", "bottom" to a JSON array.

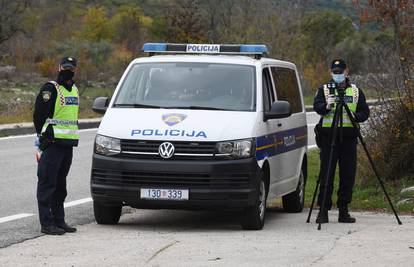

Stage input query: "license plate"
[{"left": 140, "top": 188, "right": 189, "bottom": 201}]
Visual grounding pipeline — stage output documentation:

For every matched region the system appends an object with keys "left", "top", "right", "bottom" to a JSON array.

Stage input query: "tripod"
[{"left": 306, "top": 88, "right": 402, "bottom": 230}]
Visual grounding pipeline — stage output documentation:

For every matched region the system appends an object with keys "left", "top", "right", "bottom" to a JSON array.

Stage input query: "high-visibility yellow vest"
[
  {"left": 322, "top": 84, "right": 359, "bottom": 128},
  {"left": 41, "top": 81, "right": 79, "bottom": 140}
]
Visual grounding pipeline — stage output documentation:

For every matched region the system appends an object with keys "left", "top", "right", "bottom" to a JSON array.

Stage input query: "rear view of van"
[{"left": 91, "top": 43, "right": 307, "bottom": 230}]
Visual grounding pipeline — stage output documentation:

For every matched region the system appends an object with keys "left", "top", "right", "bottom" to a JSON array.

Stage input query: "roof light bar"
[{"left": 142, "top": 43, "right": 268, "bottom": 55}]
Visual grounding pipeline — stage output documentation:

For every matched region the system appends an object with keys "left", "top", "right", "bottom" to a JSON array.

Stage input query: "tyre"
[
  {"left": 240, "top": 172, "right": 267, "bottom": 230},
  {"left": 282, "top": 168, "right": 306, "bottom": 213},
  {"left": 93, "top": 201, "right": 122, "bottom": 225}
]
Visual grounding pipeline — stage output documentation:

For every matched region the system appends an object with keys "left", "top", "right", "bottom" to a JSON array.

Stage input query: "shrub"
[{"left": 37, "top": 58, "right": 56, "bottom": 78}]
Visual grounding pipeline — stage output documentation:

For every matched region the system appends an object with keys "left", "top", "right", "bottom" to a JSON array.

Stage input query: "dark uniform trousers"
[
  {"left": 317, "top": 136, "right": 357, "bottom": 210},
  {"left": 37, "top": 144, "right": 73, "bottom": 227}
]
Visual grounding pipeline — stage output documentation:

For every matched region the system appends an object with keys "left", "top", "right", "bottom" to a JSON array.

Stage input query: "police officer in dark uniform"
[
  {"left": 33, "top": 57, "right": 80, "bottom": 235},
  {"left": 313, "top": 59, "right": 370, "bottom": 224}
]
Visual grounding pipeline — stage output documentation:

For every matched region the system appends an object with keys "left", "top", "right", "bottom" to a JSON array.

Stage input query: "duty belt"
[{"left": 46, "top": 119, "right": 78, "bottom": 126}]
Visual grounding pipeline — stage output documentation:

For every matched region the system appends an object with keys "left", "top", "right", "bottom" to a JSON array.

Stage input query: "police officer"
[
  {"left": 313, "top": 59, "right": 370, "bottom": 224},
  {"left": 33, "top": 57, "right": 79, "bottom": 235}
]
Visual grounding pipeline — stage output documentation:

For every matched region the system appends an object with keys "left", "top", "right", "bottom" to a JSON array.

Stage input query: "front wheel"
[
  {"left": 240, "top": 172, "right": 267, "bottom": 230},
  {"left": 94, "top": 201, "right": 122, "bottom": 225},
  {"left": 282, "top": 168, "right": 306, "bottom": 213}
]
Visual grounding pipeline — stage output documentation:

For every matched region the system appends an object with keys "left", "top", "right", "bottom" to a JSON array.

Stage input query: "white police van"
[{"left": 91, "top": 43, "right": 307, "bottom": 230}]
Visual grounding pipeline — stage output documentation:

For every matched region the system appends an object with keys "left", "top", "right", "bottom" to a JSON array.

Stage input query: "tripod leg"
[
  {"left": 306, "top": 178, "right": 320, "bottom": 223},
  {"left": 318, "top": 103, "right": 342, "bottom": 230},
  {"left": 343, "top": 104, "right": 402, "bottom": 225}
]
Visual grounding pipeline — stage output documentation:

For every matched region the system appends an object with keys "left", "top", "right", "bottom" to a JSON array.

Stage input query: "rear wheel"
[
  {"left": 282, "top": 168, "right": 305, "bottom": 213},
  {"left": 94, "top": 201, "right": 122, "bottom": 225},
  {"left": 240, "top": 172, "right": 267, "bottom": 230}
]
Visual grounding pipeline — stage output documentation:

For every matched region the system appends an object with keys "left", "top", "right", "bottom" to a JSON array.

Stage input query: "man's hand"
[{"left": 326, "top": 94, "right": 336, "bottom": 110}]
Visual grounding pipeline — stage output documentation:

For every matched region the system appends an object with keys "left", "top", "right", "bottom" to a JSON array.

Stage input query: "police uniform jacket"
[
  {"left": 313, "top": 78, "right": 370, "bottom": 137},
  {"left": 33, "top": 77, "right": 79, "bottom": 147}
]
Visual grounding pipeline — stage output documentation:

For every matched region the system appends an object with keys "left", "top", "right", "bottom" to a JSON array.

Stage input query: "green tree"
[
  {"left": 79, "top": 6, "right": 112, "bottom": 42},
  {"left": 301, "top": 11, "right": 356, "bottom": 62},
  {"left": 111, "top": 5, "right": 152, "bottom": 56}
]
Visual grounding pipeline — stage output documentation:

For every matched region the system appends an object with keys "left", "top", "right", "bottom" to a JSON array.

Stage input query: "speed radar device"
[{"left": 90, "top": 43, "right": 308, "bottom": 230}]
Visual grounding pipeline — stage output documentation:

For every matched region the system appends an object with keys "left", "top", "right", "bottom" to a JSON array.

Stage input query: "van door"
[
  {"left": 258, "top": 67, "right": 285, "bottom": 197},
  {"left": 270, "top": 66, "right": 307, "bottom": 193}
]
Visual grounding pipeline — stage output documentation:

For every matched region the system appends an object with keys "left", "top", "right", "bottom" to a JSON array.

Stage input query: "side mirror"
[
  {"left": 92, "top": 97, "right": 109, "bottom": 114},
  {"left": 264, "top": 101, "right": 292, "bottom": 121}
]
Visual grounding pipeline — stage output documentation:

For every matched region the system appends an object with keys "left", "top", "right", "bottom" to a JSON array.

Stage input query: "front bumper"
[{"left": 90, "top": 154, "right": 260, "bottom": 211}]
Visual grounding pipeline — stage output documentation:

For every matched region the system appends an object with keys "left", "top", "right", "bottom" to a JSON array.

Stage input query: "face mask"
[
  {"left": 332, "top": 73, "right": 345, "bottom": 83},
  {"left": 59, "top": 70, "right": 75, "bottom": 81}
]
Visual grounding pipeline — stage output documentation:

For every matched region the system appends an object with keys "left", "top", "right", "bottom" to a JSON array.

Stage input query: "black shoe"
[
  {"left": 56, "top": 223, "right": 77, "bottom": 233},
  {"left": 316, "top": 209, "right": 329, "bottom": 224},
  {"left": 41, "top": 225, "right": 65, "bottom": 235},
  {"left": 338, "top": 207, "right": 356, "bottom": 223}
]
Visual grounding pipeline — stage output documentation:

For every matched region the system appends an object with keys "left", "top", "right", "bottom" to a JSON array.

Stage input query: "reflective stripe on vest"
[
  {"left": 41, "top": 82, "right": 80, "bottom": 140},
  {"left": 46, "top": 118, "right": 78, "bottom": 126},
  {"left": 322, "top": 84, "right": 358, "bottom": 128}
]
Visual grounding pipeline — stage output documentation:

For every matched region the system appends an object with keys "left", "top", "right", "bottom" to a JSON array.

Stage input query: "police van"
[{"left": 91, "top": 43, "right": 308, "bottom": 230}]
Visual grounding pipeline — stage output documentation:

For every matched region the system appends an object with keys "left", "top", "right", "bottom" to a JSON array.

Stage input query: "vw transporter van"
[{"left": 91, "top": 43, "right": 308, "bottom": 230}]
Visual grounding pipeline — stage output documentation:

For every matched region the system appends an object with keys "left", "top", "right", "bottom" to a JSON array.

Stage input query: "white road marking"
[
  {"left": 0, "top": 198, "right": 93, "bottom": 224},
  {"left": 64, "top": 197, "right": 92, "bottom": 208},
  {"left": 0, "top": 128, "right": 98, "bottom": 141},
  {"left": 0, "top": 213, "right": 34, "bottom": 224}
]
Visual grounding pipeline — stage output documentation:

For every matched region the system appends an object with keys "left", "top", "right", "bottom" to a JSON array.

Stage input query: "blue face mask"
[{"left": 332, "top": 73, "right": 346, "bottom": 83}]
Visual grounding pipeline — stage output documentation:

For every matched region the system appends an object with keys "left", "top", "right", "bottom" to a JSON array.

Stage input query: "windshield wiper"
[
  {"left": 113, "top": 103, "right": 162, "bottom": 109},
  {"left": 164, "top": 106, "right": 232, "bottom": 111}
]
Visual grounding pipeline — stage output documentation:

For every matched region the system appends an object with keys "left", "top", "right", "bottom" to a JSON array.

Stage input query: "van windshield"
[{"left": 113, "top": 63, "right": 256, "bottom": 111}]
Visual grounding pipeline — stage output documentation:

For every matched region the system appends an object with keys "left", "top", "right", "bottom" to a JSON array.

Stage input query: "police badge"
[
  {"left": 42, "top": 91, "right": 51, "bottom": 102},
  {"left": 162, "top": 113, "right": 187, "bottom": 126}
]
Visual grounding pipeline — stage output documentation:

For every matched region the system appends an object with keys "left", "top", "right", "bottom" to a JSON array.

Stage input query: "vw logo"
[{"left": 158, "top": 142, "right": 175, "bottom": 159}]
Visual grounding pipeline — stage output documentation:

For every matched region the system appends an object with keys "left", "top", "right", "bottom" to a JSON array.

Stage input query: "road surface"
[{"left": 1, "top": 112, "right": 317, "bottom": 248}]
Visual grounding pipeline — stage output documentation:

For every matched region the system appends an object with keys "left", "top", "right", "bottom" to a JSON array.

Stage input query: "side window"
[
  {"left": 271, "top": 67, "right": 302, "bottom": 113},
  {"left": 262, "top": 67, "right": 275, "bottom": 112}
]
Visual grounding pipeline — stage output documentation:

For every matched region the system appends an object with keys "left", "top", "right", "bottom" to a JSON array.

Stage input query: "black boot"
[
  {"left": 41, "top": 225, "right": 65, "bottom": 235},
  {"left": 56, "top": 222, "right": 77, "bottom": 233},
  {"left": 316, "top": 209, "right": 329, "bottom": 224},
  {"left": 338, "top": 206, "right": 356, "bottom": 223}
]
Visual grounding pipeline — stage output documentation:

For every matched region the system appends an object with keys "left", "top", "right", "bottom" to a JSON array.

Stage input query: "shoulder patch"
[{"left": 42, "top": 91, "right": 51, "bottom": 102}]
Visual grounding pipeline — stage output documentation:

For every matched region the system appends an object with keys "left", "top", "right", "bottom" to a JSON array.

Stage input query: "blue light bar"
[
  {"left": 240, "top": 45, "right": 268, "bottom": 54},
  {"left": 142, "top": 43, "right": 268, "bottom": 56},
  {"left": 142, "top": 43, "right": 167, "bottom": 52}
]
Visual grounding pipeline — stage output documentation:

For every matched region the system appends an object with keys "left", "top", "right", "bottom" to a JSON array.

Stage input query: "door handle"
[{"left": 277, "top": 122, "right": 282, "bottom": 127}]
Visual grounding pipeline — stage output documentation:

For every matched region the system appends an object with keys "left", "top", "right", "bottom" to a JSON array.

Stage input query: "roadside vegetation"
[
  {"left": 0, "top": 1, "right": 406, "bottom": 121},
  {"left": 305, "top": 150, "right": 414, "bottom": 214}
]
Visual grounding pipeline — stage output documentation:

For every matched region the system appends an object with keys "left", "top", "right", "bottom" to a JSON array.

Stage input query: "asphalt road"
[
  {"left": 0, "top": 113, "right": 320, "bottom": 248},
  {"left": 0, "top": 210, "right": 413, "bottom": 266}
]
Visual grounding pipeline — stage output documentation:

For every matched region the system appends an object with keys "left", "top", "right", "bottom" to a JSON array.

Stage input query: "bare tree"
[{"left": 0, "top": 0, "right": 32, "bottom": 45}]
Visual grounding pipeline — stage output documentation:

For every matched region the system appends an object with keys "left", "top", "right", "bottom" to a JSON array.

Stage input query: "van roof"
[{"left": 131, "top": 55, "right": 297, "bottom": 70}]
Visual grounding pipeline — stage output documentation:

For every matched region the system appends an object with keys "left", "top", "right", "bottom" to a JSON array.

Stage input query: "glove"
[{"left": 326, "top": 94, "right": 336, "bottom": 110}]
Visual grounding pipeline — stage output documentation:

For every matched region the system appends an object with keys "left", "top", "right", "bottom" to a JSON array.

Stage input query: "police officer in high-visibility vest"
[
  {"left": 313, "top": 59, "right": 370, "bottom": 224},
  {"left": 33, "top": 57, "right": 79, "bottom": 235}
]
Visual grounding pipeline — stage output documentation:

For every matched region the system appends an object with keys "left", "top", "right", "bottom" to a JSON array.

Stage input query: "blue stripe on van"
[{"left": 255, "top": 126, "right": 308, "bottom": 161}]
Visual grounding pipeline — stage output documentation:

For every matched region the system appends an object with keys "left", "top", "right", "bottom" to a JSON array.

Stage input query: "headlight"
[
  {"left": 95, "top": 135, "right": 121, "bottom": 155},
  {"left": 216, "top": 139, "right": 253, "bottom": 159}
]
